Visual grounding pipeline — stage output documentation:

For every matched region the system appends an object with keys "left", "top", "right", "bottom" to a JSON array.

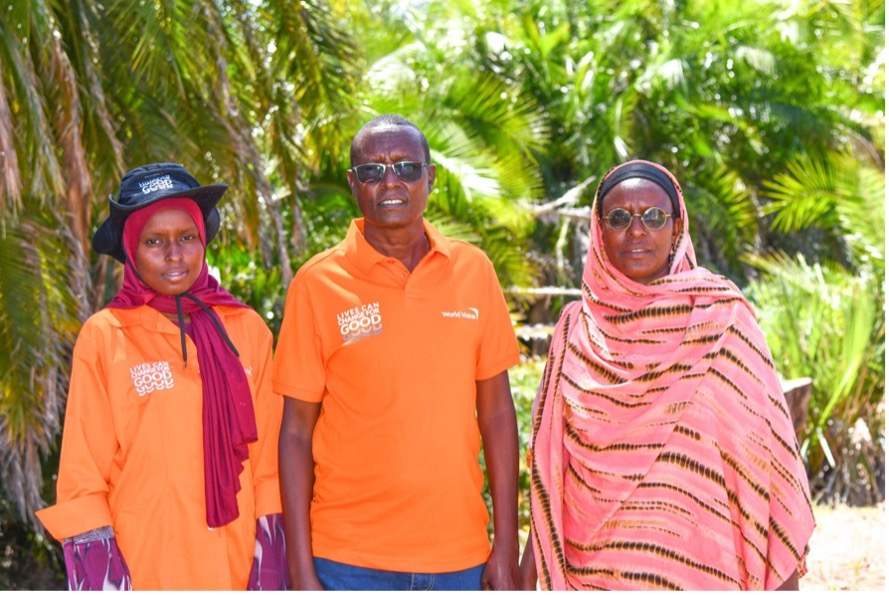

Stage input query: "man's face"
[{"left": 346, "top": 125, "right": 435, "bottom": 238}]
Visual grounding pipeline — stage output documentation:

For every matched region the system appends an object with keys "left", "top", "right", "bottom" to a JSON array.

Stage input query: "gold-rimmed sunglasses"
[{"left": 601, "top": 207, "right": 673, "bottom": 231}]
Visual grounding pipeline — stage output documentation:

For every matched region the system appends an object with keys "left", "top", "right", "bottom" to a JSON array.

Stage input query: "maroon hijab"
[{"left": 109, "top": 198, "right": 257, "bottom": 528}]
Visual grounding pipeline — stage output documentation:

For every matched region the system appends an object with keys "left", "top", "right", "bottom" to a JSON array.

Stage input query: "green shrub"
[{"left": 746, "top": 253, "right": 885, "bottom": 504}]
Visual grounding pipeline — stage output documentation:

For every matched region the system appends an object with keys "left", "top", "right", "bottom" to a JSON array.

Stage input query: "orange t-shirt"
[
  {"left": 272, "top": 219, "right": 520, "bottom": 573},
  {"left": 36, "top": 305, "right": 283, "bottom": 590}
]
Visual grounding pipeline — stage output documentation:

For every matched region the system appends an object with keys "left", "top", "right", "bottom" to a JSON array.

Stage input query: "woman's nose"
[
  {"left": 626, "top": 217, "right": 647, "bottom": 235},
  {"left": 165, "top": 242, "right": 183, "bottom": 260}
]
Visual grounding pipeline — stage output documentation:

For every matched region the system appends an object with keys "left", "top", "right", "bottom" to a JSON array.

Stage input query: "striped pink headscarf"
[{"left": 528, "top": 160, "right": 814, "bottom": 590}]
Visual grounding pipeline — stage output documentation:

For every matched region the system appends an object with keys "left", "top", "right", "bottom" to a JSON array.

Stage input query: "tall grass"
[{"left": 746, "top": 252, "right": 885, "bottom": 504}]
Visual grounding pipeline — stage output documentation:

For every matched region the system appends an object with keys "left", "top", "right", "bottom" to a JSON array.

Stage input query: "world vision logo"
[
  {"left": 338, "top": 302, "right": 383, "bottom": 344},
  {"left": 130, "top": 361, "right": 174, "bottom": 397},
  {"left": 441, "top": 307, "right": 479, "bottom": 320}
]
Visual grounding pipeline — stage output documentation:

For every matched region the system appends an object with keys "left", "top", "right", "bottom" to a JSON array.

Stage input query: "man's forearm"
[
  {"left": 278, "top": 398, "right": 322, "bottom": 589},
  {"left": 484, "top": 412, "right": 519, "bottom": 548}
]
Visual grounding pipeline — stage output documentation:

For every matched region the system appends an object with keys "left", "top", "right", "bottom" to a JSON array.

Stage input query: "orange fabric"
[
  {"left": 273, "top": 218, "right": 520, "bottom": 572},
  {"left": 36, "top": 305, "right": 283, "bottom": 590}
]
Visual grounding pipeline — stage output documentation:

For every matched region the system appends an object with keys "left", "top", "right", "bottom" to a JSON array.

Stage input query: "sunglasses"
[
  {"left": 351, "top": 161, "right": 429, "bottom": 184},
  {"left": 601, "top": 207, "right": 673, "bottom": 230}
]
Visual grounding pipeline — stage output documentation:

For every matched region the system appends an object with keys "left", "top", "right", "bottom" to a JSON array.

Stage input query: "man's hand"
[{"left": 481, "top": 542, "right": 519, "bottom": 590}]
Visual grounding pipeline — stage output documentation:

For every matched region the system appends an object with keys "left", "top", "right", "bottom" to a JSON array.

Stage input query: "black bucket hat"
[{"left": 92, "top": 162, "right": 228, "bottom": 263}]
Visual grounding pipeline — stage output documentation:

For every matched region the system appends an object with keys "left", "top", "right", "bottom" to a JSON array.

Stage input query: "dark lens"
[
  {"left": 606, "top": 208, "right": 632, "bottom": 230},
  {"left": 354, "top": 164, "right": 385, "bottom": 183},
  {"left": 641, "top": 207, "right": 668, "bottom": 229},
  {"left": 394, "top": 162, "right": 424, "bottom": 181}
]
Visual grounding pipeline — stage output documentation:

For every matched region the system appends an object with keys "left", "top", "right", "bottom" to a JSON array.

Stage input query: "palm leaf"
[
  {"left": 0, "top": 207, "right": 81, "bottom": 523},
  {"left": 761, "top": 156, "right": 839, "bottom": 232}
]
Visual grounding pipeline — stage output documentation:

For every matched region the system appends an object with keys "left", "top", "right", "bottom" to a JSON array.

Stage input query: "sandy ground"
[{"left": 801, "top": 503, "right": 885, "bottom": 591}]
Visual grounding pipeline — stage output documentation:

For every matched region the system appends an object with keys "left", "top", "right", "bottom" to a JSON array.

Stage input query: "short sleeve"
[
  {"left": 475, "top": 256, "right": 520, "bottom": 380},
  {"left": 272, "top": 276, "right": 326, "bottom": 403}
]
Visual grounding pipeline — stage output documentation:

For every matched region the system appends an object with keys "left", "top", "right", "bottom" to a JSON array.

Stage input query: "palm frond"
[
  {"left": 0, "top": 207, "right": 81, "bottom": 523},
  {"left": 832, "top": 151, "right": 885, "bottom": 272},
  {"left": 762, "top": 151, "right": 885, "bottom": 275},
  {"left": 761, "top": 155, "right": 839, "bottom": 231},
  {"left": 689, "top": 164, "right": 759, "bottom": 271}
]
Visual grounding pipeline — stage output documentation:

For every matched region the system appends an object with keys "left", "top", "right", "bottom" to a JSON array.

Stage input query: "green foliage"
[
  {"left": 1, "top": 488, "right": 65, "bottom": 589},
  {"left": 467, "top": 0, "right": 884, "bottom": 288},
  {"left": 209, "top": 247, "right": 288, "bottom": 336},
  {"left": 480, "top": 357, "right": 544, "bottom": 545},
  {"left": 0, "top": 206, "right": 74, "bottom": 588},
  {"left": 510, "top": 357, "right": 545, "bottom": 544},
  {"left": 0, "top": 206, "right": 82, "bottom": 523},
  {"left": 763, "top": 151, "right": 886, "bottom": 272},
  {"left": 746, "top": 253, "right": 884, "bottom": 504},
  {"left": 748, "top": 149, "right": 885, "bottom": 504}
]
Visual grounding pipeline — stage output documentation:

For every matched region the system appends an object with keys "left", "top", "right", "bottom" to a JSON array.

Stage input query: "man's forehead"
[
  {"left": 365, "top": 123, "right": 405, "bottom": 136},
  {"left": 356, "top": 125, "right": 423, "bottom": 152}
]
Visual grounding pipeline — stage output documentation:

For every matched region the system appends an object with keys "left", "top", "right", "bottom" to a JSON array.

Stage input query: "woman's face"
[
  {"left": 134, "top": 208, "right": 204, "bottom": 295},
  {"left": 599, "top": 178, "right": 681, "bottom": 285}
]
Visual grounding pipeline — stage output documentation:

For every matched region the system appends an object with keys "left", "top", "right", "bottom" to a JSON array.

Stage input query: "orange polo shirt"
[
  {"left": 273, "top": 218, "right": 520, "bottom": 573},
  {"left": 37, "top": 305, "right": 283, "bottom": 590}
]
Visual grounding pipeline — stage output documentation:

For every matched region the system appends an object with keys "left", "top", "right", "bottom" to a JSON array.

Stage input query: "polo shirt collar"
[
  {"left": 344, "top": 218, "right": 450, "bottom": 274},
  {"left": 109, "top": 303, "right": 231, "bottom": 335},
  {"left": 109, "top": 305, "right": 189, "bottom": 334}
]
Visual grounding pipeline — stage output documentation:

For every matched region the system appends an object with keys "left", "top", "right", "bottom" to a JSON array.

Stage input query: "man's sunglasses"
[
  {"left": 601, "top": 207, "right": 673, "bottom": 231},
  {"left": 351, "top": 161, "right": 429, "bottom": 184}
]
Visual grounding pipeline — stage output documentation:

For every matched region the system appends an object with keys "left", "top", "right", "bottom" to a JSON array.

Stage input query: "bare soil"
[{"left": 801, "top": 503, "right": 885, "bottom": 591}]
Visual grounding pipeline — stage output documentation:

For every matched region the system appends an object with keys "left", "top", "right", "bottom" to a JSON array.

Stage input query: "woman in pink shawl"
[{"left": 520, "top": 160, "right": 814, "bottom": 590}]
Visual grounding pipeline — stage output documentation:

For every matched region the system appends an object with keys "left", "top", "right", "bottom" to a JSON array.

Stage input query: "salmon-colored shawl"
[{"left": 528, "top": 160, "right": 815, "bottom": 590}]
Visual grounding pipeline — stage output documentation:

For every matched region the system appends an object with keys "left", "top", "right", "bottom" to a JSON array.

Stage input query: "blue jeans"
[{"left": 314, "top": 557, "right": 485, "bottom": 591}]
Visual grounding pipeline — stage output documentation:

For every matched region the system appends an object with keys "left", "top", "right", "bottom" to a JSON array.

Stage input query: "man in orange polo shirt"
[{"left": 274, "top": 114, "right": 521, "bottom": 590}]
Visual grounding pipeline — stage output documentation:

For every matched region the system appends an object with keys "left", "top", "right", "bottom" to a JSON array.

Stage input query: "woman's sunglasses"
[
  {"left": 601, "top": 207, "right": 673, "bottom": 230},
  {"left": 351, "top": 161, "right": 429, "bottom": 184}
]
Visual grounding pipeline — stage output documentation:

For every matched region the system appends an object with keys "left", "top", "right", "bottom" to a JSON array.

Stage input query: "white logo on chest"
[
  {"left": 130, "top": 361, "right": 174, "bottom": 396},
  {"left": 337, "top": 302, "right": 383, "bottom": 344},
  {"left": 441, "top": 307, "right": 479, "bottom": 320}
]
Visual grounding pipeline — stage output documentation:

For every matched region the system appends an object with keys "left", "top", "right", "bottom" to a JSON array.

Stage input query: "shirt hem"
[{"left": 312, "top": 544, "right": 491, "bottom": 574}]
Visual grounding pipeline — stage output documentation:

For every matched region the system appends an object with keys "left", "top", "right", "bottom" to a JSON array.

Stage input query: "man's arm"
[
  {"left": 476, "top": 370, "right": 519, "bottom": 590},
  {"left": 278, "top": 397, "right": 323, "bottom": 590}
]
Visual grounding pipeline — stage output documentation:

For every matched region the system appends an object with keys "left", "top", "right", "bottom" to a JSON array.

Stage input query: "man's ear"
[
  {"left": 346, "top": 170, "right": 358, "bottom": 196},
  {"left": 426, "top": 164, "right": 436, "bottom": 192}
]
